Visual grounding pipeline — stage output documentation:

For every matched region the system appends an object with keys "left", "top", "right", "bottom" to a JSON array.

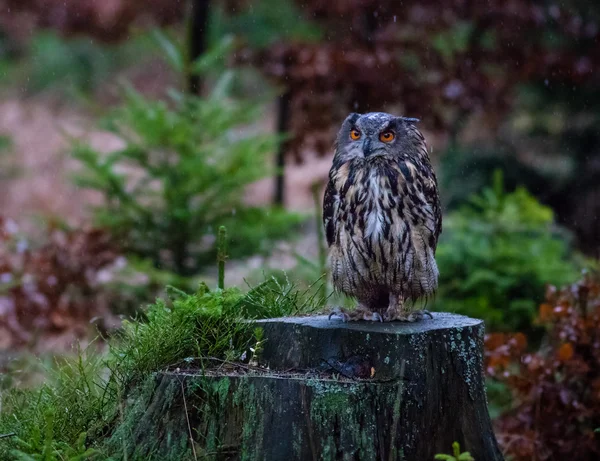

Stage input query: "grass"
[
  {"left": 0, "top": 253, "right": 324, "bottom": 459},
  {"left": 1, "top": 348, "right": 110, "bottom": 460}
]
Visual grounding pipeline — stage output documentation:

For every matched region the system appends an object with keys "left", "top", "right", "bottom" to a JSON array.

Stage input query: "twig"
[
  {"left": 0, "top": 432, "right": 16, "bottom": 440},
  {"left": 179, "top": 377, "right": 198, "bottom": 461},
  {"left": 206, "top": 357, "right": 262, "bottom": 373}
]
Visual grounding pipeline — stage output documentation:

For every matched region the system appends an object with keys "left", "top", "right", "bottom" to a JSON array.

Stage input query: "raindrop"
[{"left": 393, "top": 15, "right": 397, "bottom": 23}]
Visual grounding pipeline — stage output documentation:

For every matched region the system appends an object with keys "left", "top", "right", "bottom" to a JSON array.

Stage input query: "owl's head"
[{"left": 333, "top": 112, "right": 425, "bottom": 164}]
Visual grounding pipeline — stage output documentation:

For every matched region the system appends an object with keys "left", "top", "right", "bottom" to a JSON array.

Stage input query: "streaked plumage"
[{"left": 324, "top": 112, "right": 442, "bottom": 322}]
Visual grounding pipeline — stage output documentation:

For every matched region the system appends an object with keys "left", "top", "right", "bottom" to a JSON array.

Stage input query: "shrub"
[
  {"left": 72, "top": 79, "right": 303, "bottom": 276},
  {"left": 486, "top": 274, "right": 600, "bottom": 460},
  {"left": 435, "top": 171, "right": 582, "bottom": 332}
]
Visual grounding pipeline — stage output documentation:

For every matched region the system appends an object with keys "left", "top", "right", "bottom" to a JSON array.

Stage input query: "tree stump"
[{"left": 115, "top": 313, "right": 504, "bottom": 461}]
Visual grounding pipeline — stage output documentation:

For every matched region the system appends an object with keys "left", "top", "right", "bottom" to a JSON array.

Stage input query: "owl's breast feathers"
[{"left": 323, "top": 155, "right": 441, "bottom": 299}]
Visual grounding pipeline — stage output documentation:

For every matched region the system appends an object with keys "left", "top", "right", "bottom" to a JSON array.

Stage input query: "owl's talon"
[
  {"left": 384, "top": 308, "right": 434, "bottom": 322},
  {"left": 405, "top": 309, "right": 434, "bottom": 322},
  {"left": 328, "top": 306, "right": 383, "bottom": 322},
  {"left": 328, "top": 307, "right": 350, "bottom": 322}
]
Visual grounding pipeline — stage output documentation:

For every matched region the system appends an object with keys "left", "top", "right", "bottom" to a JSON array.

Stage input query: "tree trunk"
[
  {"left": 115, "top": 313, "right": 504, "bottom": 460},
  {"left": 273, "top": 89, "right": 291, "bottom": 206},
  {"left": 188, "top": 0, "right": 210, "bottom": 94}
]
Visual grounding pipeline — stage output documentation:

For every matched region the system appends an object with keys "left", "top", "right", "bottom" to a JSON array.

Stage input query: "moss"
[
  {"left": 292, "top": 423, "right": 303, "bottom": 458},
  {"left": 447, "top": 325, "right": 483, "bottom": 399},
  {"left": 307, "top": 380, "right": 377, "bottom": 461},
  {"left": 231, "top": 378, "right": 272, "bottom": 461},
  {"left": 102, "top": 374, "right": 192, "bottom": 460}
]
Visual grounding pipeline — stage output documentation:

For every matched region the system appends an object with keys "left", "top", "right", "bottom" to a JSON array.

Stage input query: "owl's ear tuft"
[
  {"left": 401, "top": 117, "right": 420, "bottom": 124},
  {"left": 345, "top": 113, "right": 362, "bottom": 125}
]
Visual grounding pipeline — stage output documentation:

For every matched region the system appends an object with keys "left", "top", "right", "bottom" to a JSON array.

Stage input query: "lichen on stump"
[{"left": 120, "top": 313, "right": 504, "bottom": 460}]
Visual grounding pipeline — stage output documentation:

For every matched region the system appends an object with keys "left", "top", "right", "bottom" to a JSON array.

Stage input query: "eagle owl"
[{"left": 323, "top": 112, "right": 442, "bottom": 322}]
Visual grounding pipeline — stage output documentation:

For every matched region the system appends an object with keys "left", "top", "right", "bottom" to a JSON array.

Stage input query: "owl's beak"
[{"left": 362, "top": 138, "right": 373, "bottom": 157}]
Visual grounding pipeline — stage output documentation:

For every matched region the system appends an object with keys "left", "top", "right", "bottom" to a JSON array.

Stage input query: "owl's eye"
[
  {"left": 350, "top": 129, "right": 361, "bottom": 141},
  {"left": 379, "top": 131, "right": 395, "bottom": 143}
]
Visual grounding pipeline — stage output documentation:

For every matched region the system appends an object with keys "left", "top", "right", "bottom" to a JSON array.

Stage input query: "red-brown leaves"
[
  {"left": 556, "top": 342, "right": 574, "bottom": 362},
  {"left": 0, "top": 0, "right": 183, "bottom": 42},
  {"left": 485, "top": 274, "right": 600, "bottom": 460},
  {"left": 485, "top": 332, "right": 527, "bottom": 377},
  {"left": 242, "top": 1, "right": 600, "bottom": 160},
  {"left": 0, "top": 217, "right": 122, "bottom": 350}
]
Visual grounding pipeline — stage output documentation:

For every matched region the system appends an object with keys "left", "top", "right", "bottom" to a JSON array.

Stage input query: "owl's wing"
[
  {"left": 425, "top": 173, "right": 442, "bottom": 251},
  {"left": 323, "top": 180, "right": 338, "bottom": 247},
  {"left": 404, "top": 125, "right": 442, "bottom": 250}
]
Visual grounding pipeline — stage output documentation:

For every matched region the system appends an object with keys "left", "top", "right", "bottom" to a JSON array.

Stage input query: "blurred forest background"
[{"left": 0, "top": 1, "right": 599, "bottom": 460}]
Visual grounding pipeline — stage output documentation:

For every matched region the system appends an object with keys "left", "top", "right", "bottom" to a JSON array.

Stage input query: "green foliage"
[
  {"left": 152, "top": 29, "right": 236, "bottom": 92},
  {"left": 111, "top": 274, "right": 324, "bottom": 387},
  {"left": 110, "top": 283, "right": 250, "bottom": 386},
  {"left": 0, "top": 266, "right": 323, "bottom": 459},
  {"left": 1, "top": 31, "right": 154, "bottom": 96},
  {"left": 221, "top": 207, "right": 305, "bottom": 266},
  {"left": 10, "top": 411, "right": 99, "bottom": 460},
  {"left": 0, "top": 135, "right": 19, "bottom": 180},
  {"left": 436, "top": 171, "right": 582, "bottom": 332},
  {"left": 237, "top": 274, "right": 325, "bottom": 319},
  {"left": 210, "top": 0, "right": 322, "bottom": 49},
  {"left": 485, "top": 379, "right": 512, "bottom": 420},
  {"left": 439, "top": 144, "right": 551, "bottom": 212},
  {"left": 72, "top": 80, "right": 302, "bottom": 275},
  {"left": 435, "top": 442, "right": 475, "bottom": 461},
  {"left": 432, "top": 22, "right": 475, "bottom": 63},
  {"left": 0, "top": 349, "right": 111, "bottom": 460}
]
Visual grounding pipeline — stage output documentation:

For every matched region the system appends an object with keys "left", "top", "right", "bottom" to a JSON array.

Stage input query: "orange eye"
[
  {"left": 350, "top": 129, "right": 361, "bottom": 141},
  {"left": 380, "top": 131, "right": 395, "bottom": 142}
]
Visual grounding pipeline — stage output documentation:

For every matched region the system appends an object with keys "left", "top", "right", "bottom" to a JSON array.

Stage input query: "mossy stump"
[{"left": 120, "top": 313, "right": 503, "bottom": 460}]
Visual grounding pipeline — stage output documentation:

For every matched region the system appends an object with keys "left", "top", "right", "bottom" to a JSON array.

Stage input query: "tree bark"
[{"left": 116, "top": 313, "right": 504, "bottom": 460}]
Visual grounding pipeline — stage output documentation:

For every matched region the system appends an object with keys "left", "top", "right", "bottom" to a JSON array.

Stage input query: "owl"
[{"left": 323, "top": 112, "right": 442, "bottom": 322}]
